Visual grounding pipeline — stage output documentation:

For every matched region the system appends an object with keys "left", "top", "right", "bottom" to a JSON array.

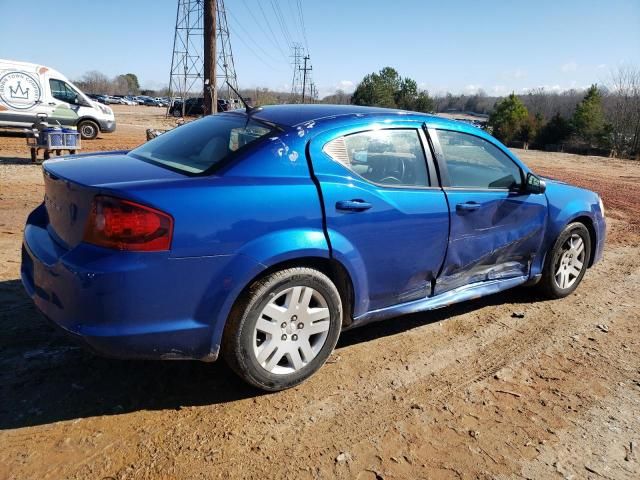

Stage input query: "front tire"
[
  {"left": 538, "top": 222, "right": 591, "bottom": 299},
  {"left": 222, "top": 267, "right": 342, "bottom": 392},
  {"left": 77, "top": 120, "right": 99, "bottom": 140}
]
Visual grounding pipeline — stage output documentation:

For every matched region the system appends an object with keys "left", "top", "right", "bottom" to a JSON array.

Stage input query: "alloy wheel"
[
  {"left": 252, "top": 285, "right": 331, "bottom": 375},
  {"left": 554, "top": 233, "right": 586, "bottom": 289}
]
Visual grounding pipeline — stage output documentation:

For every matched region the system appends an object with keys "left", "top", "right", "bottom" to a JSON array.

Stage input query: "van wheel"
[
  {"left": 78, "top": 120, "right": 99, "bottom": 140},
  {"left": 222, "top": 267, "right": 342, "bottom": 392}
]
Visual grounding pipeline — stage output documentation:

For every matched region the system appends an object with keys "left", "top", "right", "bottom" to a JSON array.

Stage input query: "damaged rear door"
[{"left": 428, "top": 128, "right": 547, "bottom": 294}]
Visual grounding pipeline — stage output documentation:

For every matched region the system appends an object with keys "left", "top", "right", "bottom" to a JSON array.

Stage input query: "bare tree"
[
  {"left": 606, "top": 65, "right": 640, "bottom": 158},
  {"left": 112, "top": 75, "right": 129, "bottom": 96},
  {"left": 75, "top": 70, "right": 111, "bottom": 94},
  {"left": 321, "top": 89, "right": 351, "bottom": 105}
]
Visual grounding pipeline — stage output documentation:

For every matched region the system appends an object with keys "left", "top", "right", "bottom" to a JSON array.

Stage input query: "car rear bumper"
[{"left": 20, "top": 205, "right": 245, "bottom": 361}]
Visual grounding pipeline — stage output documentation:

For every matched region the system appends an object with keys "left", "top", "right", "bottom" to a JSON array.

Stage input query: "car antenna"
[{"left": 226, "top": 81, "right": 262, "bottom": 115}]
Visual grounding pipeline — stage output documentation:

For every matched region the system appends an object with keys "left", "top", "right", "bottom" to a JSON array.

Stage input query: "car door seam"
[
  {"left": 423, "top": 124, "right": 452, "bottom": 287},
  {"left": 305, "top": 139, "right": 333, "bottom": 257}
]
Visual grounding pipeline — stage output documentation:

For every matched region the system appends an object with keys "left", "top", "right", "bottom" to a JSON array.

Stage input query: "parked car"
[
  {"left": 21, "top": 105, "right": 606, "bottom": 391},
  {"left": 109, "top": 95, "right": 128, "bottom": 105},
  {"left": 0, "top": 58, "right": 115, "bottom": 139},
  {"left": 139, "top": 97, "right": 162, "bottom": 106},
  {"left": 153, "top": 97, "right": 169, "bottom": 107},
  {"left": 94, "top": 95, "right": 119, "bottom": 105},
  {"left": 169, "top": 97, "right": 229, "bottom": 116},
  {"left": 115, "top": 96, "right": 137, "bottom": 106}
]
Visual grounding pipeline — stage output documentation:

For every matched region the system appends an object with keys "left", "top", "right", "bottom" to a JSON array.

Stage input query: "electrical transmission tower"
[
  {"left": 216, "top": 0, "right": 239, "bottom": 101},
  {"left": 290, "top": 43, "right": 314, "bottom": 104},
  {"left": 168, "top": 0, "right": 239, "bottom": 113},
  {"left": 290, "top": 43, "right": 304, "bottom": 103}
]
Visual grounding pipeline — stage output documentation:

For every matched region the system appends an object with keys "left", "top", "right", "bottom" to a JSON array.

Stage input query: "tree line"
[
  {"left": 346, "top": 65, "right": 640, "bottom": 159},
  {"left": 73, "top": 71, "right": 159, "bottom": 96}
]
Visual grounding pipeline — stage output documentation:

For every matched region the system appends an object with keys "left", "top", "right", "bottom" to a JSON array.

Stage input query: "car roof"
[
  {"left": 247, "top": 104, "right": 484, "bottom": 135},
  {"left": 251, "top": 104, "right": 400, "bottom": 127}
]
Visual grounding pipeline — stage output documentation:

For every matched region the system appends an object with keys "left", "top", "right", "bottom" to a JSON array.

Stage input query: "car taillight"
[{"left": 83, "top": 196, "right": 173, "bottom": 251}]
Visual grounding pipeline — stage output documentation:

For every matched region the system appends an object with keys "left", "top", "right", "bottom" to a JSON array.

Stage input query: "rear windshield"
[{"left": 129, "top": 114, "right": 275, "bottom": 174}]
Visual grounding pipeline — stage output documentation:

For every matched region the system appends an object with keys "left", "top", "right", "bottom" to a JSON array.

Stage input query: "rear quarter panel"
[{"left": 115, "top": 130, "right": 329, "bottom": 354}]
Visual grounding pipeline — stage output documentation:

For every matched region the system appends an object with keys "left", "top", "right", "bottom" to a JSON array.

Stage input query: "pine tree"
[
  {"left": 488, "top": 93, "right": 529, "bottom": 144},
  {"left": 351, "top": 67, "right": 434, "bottom": 112},
  {"left": 536, "top": 112, "right": 572, "bottom": 146},
  {"left": 572, "top": 85, "right": 607, "bottom": 146}
]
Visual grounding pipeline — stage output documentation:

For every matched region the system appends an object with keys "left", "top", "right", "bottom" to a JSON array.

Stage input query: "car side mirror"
[{"left": 524, "top": 172, "right": 546, "bottom": 194}]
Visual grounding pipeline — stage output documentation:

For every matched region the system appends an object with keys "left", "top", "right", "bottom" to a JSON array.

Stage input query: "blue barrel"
[{"left": 62, "top": 127, "right": 78, "bottom": 147}]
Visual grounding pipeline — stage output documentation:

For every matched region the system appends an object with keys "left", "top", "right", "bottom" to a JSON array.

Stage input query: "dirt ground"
[{"left": 0, "top": 105, "right": 639, "bottom": 480}]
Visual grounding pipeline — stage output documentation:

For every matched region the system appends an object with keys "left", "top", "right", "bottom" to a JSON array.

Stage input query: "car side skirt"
[{"left": 347, "top": 275, "right": 529, "bottom": 329}]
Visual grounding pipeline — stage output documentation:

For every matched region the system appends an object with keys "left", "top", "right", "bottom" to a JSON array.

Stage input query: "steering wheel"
[
  {"left": 379, "top": 176, "right": 402, "bottom": 185},
  {"left": 385, "top": 157, "right": 405, "bottom": 183}
]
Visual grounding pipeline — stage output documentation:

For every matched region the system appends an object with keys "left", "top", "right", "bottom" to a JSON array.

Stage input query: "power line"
[
  {"left": 226, "top": 9, "right": 283, "bottom": 64},
  {"left": 256, "top": 0, "right": 290, "bottom": 56},
  {"left": 270, "top": 0, "right": 294, "bottom": 49},
  {"left": 296, "top": 0, "right": 310, "bottom": 52},
  {"left": 228, "top": 23, "right": 282, "bottom": 71},
  {"left": 288, "top": 0, "right": 306, "bottom": 51},
  {"left": 240, "top": 0, "right": 289, "bottom": 61}
]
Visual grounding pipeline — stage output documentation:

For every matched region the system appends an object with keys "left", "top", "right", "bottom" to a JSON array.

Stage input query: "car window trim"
[
  {"left": 323, "top": 127, "right": 440, "bottom": 191},
  {"left": 430, "top": 128, "right": 524, "bottom": 190},
  {"left": 421, "top": 125, "right": 447, "bottom": 187}
]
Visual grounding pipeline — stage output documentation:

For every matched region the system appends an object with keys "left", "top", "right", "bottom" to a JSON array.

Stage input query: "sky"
[{"left": 0, "top": 0, "right": 638, "bottom": 98}]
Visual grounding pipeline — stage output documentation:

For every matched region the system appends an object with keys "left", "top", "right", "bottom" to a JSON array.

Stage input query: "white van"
[{"left": 0, "top": 59, "right": 115, "bottom": 139}]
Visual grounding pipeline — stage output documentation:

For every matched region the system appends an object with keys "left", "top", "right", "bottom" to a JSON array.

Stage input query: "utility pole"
[
  {"left": 203, "top": 0, "right": 216, "bottom": 115},
  {"left": 300, "top": 55, "right": 311, "bottom": 103}
]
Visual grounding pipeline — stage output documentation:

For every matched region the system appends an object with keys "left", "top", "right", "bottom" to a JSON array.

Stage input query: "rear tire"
[
  {"left": 77, "top": 120, "right": 99, "bottom": 140},
  {"left": 538, "top": 222, "right": 591, "bottom": 299},
  {"left": 222, "top": 267, "right": 342, "bottom": 392}
]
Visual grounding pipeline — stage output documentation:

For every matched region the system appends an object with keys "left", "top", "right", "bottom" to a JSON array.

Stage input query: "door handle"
[
  {"left": 336, "top": 199, "right": 372, "bottom": 212},
  {"left": 456, "top": 201, "right": 481, "bottom": 213}
]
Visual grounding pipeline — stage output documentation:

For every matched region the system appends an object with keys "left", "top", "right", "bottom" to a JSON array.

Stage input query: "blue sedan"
[{"left": 21, "top": 105, "right": 606, "bottom": 391}]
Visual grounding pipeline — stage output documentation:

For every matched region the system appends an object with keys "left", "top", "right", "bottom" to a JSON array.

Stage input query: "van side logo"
[{"left": 0, "top": 72, "right": 41, "bottom": 110}]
